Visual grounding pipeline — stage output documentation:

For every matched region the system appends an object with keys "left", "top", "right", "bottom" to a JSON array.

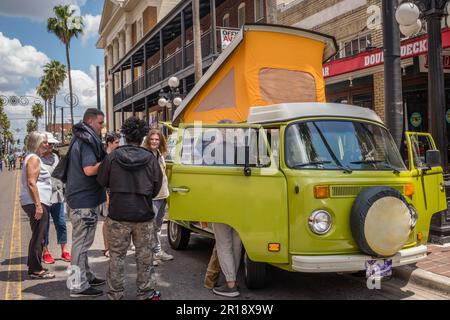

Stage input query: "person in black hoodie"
[{"left": 97, "top": 116, "right": 163, "bottom": 300}]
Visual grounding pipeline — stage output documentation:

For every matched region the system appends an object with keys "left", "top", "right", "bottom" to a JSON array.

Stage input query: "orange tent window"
[
  {"left": 259, "top": 68, "right": 317, "bottom": 104},
  {"left": 195, "top": 68, "right": 237, "bottom": 112}
]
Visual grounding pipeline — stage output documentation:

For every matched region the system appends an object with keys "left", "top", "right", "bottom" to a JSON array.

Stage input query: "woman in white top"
[
  {"left": 144, "top": 129, "right": 173, "bottom": 265},
  {"left": 20, "top": 132, "right": 55, "bottom": 279}
]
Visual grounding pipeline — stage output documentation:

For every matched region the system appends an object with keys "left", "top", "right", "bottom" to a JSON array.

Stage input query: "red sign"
[{"left": 323, "top": 28, "right": 450, "bottom": 78}]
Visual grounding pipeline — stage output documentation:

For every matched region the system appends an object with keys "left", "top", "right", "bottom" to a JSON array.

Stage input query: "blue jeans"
[
  {"left": 44, "top": 202, "right": 68, "bottom": 246},
  {"left": 152, "top": 199, "right": 167, "bottom": 253}
]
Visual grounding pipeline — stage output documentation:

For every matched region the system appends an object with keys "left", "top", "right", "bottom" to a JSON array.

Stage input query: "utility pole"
[
  {"left": 192, "top": 0, "right": 203, "bottom": 83},
  {"left": 382, "top": 0, "right": 403, "bottom": 149}
]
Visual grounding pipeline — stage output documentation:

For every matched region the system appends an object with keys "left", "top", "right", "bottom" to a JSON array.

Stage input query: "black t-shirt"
[{"left": 66, "top": 139, "right": 106, "bottom": 209}]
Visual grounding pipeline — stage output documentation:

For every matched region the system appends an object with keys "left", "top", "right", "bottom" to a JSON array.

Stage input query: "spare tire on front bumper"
[{"left": 350, "top": 187, "right": 412, "bottom": 257}]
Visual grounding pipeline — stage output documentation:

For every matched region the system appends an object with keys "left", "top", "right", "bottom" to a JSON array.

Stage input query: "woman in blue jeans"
[
  {"left": 144, "top": 128, "right": 173, "bottom": 265},
  {"left": 40, "top": 132, "right": 71, "bottom": 264}
]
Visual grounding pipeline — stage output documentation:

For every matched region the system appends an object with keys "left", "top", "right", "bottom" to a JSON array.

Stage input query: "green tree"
[
  {"left": 31, "top": 103, "right": 44, "bottom": 128},
  {"left": 42, "top": 60, "right": 67, "bottom": 134},
  {"left": 27, "top": 119, "right": 38, "bottom": 134},
  {"left": 47, "top": 5, "right": 83, "bottom": 126}
]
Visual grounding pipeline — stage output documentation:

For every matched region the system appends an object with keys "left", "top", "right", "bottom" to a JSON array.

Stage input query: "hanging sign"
[
  {"left": 220, "top": 28, "right": 240, "bottom": 50},
  {"left": 446, "top": 109, "right": 450, "bottom": 124},
  {"left": 410, "top": 112, "right": 423, "bottom": 128}
]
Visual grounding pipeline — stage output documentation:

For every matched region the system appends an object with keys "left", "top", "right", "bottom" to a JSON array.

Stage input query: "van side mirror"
[
  {"left": 244, "top": 145, "right": 251, "bottom": 176},
  {"left": 426, "top": 150, "right": 441, "bottom": 168}
]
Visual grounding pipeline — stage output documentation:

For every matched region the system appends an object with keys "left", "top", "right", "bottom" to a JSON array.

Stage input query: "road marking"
[{"left": 5, "top": 171, "right": 22, "bottom": 300}]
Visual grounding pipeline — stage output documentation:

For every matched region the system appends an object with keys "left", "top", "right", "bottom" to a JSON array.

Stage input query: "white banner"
[{"left": 220, "top": 29, "right": 240, "bottom": 50}]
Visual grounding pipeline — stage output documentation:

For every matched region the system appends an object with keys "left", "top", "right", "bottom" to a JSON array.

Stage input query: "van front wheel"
[
  {"left": 168, "top": 221, "right": 191, "bottom": 250},
  {"left": 244, "top": 252, "right": 266, "bottom": 289}
]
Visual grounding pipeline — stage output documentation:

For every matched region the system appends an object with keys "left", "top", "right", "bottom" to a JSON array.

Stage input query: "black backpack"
[{"left": 52, "top": 140, "right": 75, "bottom": 183}]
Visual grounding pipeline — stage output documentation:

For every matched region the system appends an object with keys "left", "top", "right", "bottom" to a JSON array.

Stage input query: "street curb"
[{"left": 394, "top": 265, "right": 450, "bottom": 296}]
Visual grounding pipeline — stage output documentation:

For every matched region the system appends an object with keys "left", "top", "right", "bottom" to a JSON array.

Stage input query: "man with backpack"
[{"left": 65, "top": 108, "right": 107, "bottom": 298}]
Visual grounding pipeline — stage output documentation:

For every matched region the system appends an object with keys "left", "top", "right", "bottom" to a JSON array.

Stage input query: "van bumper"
[{"left": 291, "top": 245, "right": 427, "bottom": 273}]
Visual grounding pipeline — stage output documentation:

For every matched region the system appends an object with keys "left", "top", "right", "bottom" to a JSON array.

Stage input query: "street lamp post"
[
  {"left": 158, "top": 76, "right": 183, "bottom": 124},
  {"left": 56, "top": 105, "right": 71, "bottom": 144}
]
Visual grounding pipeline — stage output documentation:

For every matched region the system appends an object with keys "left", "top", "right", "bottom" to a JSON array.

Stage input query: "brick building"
[
  {"left": 278, "top": 0, "right": 450, "bottom": 135},
  {"left": 97, "top": 0, "right": 267, "bottom": 130}
]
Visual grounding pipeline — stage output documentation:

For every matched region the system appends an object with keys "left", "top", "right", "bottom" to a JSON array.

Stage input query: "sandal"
[{"left": 30, "top": 270, "right": 55, "bottom": 279}]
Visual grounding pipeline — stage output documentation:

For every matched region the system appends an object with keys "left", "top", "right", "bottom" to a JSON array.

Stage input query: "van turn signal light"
[
  {"left": 404, "top": 184, "right": 414, "bottom": 197},
  {"left": 314, "top": 185, "right": 330, "bottom": 199},
  {"left": 417, "top": 232, "right": 424, "bottom": 241},
  {"left": 268, "top": 243, "right": 280, "bottom": 252}
]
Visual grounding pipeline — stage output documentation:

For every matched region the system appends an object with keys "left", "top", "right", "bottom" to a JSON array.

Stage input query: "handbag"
[{"left": 52, "top": 140, "right": 75, "bottom": 183}]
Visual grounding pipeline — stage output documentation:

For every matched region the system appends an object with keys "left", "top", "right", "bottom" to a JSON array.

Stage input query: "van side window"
[
  {"left": 165, "top": 130, "right": 178, "bottom": 163},
  {"left": 181, "top": 127, "right": 271, "bottom": 167}
]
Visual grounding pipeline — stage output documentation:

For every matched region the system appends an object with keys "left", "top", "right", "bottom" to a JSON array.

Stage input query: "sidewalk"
[{"left": 395, "top": 244, "right": 450, "bottom": 295}]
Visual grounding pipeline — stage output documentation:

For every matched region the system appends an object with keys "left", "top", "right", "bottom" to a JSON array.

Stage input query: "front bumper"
[{"left": 291, "top": 245, "right": 427, "bottom": 273}]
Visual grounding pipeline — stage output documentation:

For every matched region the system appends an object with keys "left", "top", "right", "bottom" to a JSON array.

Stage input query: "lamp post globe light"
[
  {"left": 158, "top": 76, "right": 182, "bottom": 122},
  {"left": 395, "top": 1, "right": 449, "bottom": 170}
]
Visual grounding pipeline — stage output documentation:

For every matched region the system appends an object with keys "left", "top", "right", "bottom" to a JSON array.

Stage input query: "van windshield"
[{"left": 285, "top": 120, "right": 406, "bottom": 172}]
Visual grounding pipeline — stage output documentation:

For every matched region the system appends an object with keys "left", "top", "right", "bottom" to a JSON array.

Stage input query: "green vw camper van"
[{"left": 165, "top": 102, "right": 447, "bottom": 289}]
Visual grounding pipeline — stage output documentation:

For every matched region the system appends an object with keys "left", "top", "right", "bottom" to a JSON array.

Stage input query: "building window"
[
  {"left": 238, "top": 3, "right": 246, "bottom": 28},
  {"left": 223, "top": 14, "right": 230, "bottom": 27},
  {"left": 254, "top": 0, "right": 264, "bottom": 22},
  {"left": 342, "top": 34, "right": 372, "bottom": 58},
  {"left": 137, "top": 18, "right": 143, "bottom": 40}
]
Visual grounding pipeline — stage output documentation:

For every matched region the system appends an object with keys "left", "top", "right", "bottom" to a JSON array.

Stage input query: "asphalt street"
[{"left": 0, "top": 169, "right": 448, "bottom": 300}]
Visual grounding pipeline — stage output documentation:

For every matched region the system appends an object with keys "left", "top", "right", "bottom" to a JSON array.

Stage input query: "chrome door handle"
[{"left": 172, "top": 187, "right": 190, "bottom": 193}]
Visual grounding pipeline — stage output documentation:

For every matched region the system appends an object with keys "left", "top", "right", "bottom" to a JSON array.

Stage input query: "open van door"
[
  {"left": 168, "top": 124, "right": 289, "bottom": 264},
  {"left": 405, "top": 132, "right": 447, "bottom": 218}
]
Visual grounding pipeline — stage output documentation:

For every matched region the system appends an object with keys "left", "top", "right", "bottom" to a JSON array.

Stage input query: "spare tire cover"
[{"left": 350, "top": 187, "right": 411, "bottom": 257}]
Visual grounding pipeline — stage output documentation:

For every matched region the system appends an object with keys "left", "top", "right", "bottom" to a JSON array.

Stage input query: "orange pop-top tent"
[{"left": 173, "top": 24, "right": 337, "bottom": 124}]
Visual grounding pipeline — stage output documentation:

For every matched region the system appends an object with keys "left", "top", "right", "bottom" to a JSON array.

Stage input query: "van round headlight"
[
  {"left": 408, "top": 205, "right": 418, "bottom": 229},
  {"left": 308, "top": 210, "right": 332, "bottom": 235}
]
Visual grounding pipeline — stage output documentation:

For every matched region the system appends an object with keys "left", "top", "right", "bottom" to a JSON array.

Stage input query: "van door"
[
  {"left": 405, "top": 132, "right": 446, "bottom": 216},
  {"left": 169, "top": 124, "right": 289, "bottom": 263}
]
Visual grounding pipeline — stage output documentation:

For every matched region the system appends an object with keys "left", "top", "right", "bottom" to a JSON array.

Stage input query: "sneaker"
[
  {"left": 61, "top": 251, "right": 71, "bottom": 263},
  {"left": 70, "top": 287, "right": 103, "bottom": 298},
  {"left": 89, "top": 278, "right": 106, "bottom": 287},
  {"left": 152, "top": 260, "right": 159, "bottom": 267},
  {"left": 129, "top": 244, "right": 135, "bottom": 251},
  {"left": 145, "top": 290, "right": 161, "bottom": 300},
  {"left": 154, "top": 250, "right": 174, "bottom": 261},
  {"left": 42, "top": 252, "right": 55, "bottom": 264},
  {"left": 212, "top": 284, "right": 240, "bottom": 297}
]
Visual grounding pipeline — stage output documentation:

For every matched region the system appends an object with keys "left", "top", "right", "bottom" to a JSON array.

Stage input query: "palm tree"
[
  {"left": 192, "top": 0, "right": 203, "bottom": 83},
  {"left": 36, "top": 80, "right": 52, "bottom": 129},
  {"left": 26, "top": 120, "right": 38, "bottom": 134},
  {"left": 31, "top": 103, "right": 44, "bottom": 128},
  {"left": 43, "top": 60, "right": 67, "bottom": 134},
  {"left": 47, "top": 5, "right": 83, "bottom": 126}
]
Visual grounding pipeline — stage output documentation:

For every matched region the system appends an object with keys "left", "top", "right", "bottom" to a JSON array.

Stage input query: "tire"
[
  {"left": 168, "top": 220, "right": 191, "bottom": 250},
  {"left": 350, "top": 187, "right": 412, "bottom": 257},
  {"left": 244, "top": 252, "right": 266, "bottom": 289}
]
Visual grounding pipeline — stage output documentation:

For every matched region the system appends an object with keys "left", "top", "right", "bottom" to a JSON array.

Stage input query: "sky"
[{"left": 0, "top": 0, "right": 106, "bottom": 146}]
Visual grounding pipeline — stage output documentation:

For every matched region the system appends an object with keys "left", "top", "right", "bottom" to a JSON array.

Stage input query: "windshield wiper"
[
  {"left": 292, "top": 160, "right": 332, "bottom": 168},
  {"left": 350, "top": 160, "right": 401, "bottom": 174}
]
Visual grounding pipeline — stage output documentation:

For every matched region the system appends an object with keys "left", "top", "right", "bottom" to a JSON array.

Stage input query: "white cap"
[{"left": 44, "top": 132, "right": 60, "bottom": 144}]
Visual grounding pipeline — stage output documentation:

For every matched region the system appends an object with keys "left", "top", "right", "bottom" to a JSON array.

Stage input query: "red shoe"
[
  {"left": 61, "top": 251, "right": 71, "bottom": 262},
  {"left": 42, "top": 252, "right": 55, "bottom": 264}
]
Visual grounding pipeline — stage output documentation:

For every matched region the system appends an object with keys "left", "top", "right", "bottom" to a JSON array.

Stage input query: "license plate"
[{"left": 365, "top": 259, "right": 392, "bottom": 278}]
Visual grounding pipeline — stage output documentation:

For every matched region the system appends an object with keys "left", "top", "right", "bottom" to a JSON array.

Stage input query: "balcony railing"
[{"left": 114, "top": 29, "right": 216, "bottom": 106}]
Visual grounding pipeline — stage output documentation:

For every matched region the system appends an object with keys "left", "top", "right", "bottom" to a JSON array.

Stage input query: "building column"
[
  {"left": 125, "top": 24, "right": 133, "bottom": 53},
  {"left": 373, "top": 72, "right": 385, "bottom": 122},
  {"left": 113, "top": 38, "right": 119, "bottom": 65}
]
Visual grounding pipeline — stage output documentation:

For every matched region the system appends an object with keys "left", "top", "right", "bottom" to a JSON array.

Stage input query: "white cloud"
[
  {"left": 81, "top": 14, "right": 101, "bottom": 45},
  {"left": 0, "top": 0, "right": 87, "bottom": 22},
  {"left": 0, "top": 32, "right": 49, "bottom": 91}
]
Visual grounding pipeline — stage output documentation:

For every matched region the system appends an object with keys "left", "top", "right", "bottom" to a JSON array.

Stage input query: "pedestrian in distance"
[
  {"left": 20, "top": 132, "right": 55, "bottom": 280},
  {"left": 0, "top": 156, "right": 3, "bottom": 172},
  {"left": 102, "top": 132, "right": 121, "bottom": 258},
  {"left": 40, "top": 132, "right": 71, "bottom": 265},
  {"left": 65, "top": 108, "right": 107, "bottom": 298},
  {"left": 97, "top": 116, "right": 163, "bottom": 300},
  {"left": 143, "top": 128, "right": 173, "bottom": 266}
]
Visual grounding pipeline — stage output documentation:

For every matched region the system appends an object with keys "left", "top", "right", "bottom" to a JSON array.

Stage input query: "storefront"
[{"left": 324, "top": 28, "right": 450, "bottom": 142}]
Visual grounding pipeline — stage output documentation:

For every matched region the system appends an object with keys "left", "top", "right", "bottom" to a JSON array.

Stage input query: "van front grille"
[{"left": 330, "top": 185, "right": 404, "bottom": 198}]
